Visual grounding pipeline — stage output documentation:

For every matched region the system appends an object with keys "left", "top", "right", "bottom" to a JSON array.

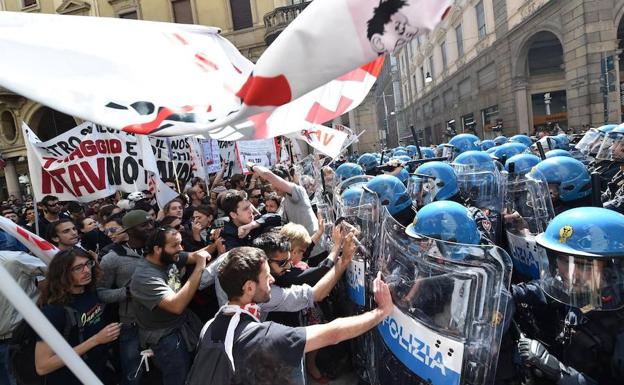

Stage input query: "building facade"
[
  {"left": 0, "top": 0, "right": 377, "bottom": 199},
  {"left": 395, "top": 0, "right": 624, "bottom": 145}
]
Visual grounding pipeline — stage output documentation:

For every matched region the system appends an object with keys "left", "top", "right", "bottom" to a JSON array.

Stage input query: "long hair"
[{"left": 38, "top": 247, "right": 101, "bottom": 306}]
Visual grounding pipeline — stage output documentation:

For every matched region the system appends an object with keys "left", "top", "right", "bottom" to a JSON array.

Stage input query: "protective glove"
[{"left": 517, "top": 337, "right": 561, "bottom": 381}]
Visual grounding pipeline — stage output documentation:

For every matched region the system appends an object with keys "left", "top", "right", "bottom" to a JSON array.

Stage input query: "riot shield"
[
  {"left": 505, "top": 170, "right": 554, "bottom": 279},
  {"left": 406, "top": 174, "right": 437, "bottom": 209},
  {"left": 333, "top": 175, "right": 373, "bottom": 217},
  {"left": 452, "top": 165, "right": 507, "bottom": 244},
  {"left": 574, "top": 128, "right": 601, "bottom": 155},
  {"left": 595, "top": 130, "right": 624, "bottom": 162},
  {"left": 371, "top": 207, "right": 512, "bottom": 385}
]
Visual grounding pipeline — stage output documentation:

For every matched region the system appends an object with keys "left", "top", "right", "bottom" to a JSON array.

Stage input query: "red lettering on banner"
[
  {"left": 195, "top": 53, "right": 219, "bottom": 71},
  {"left": 81, "top": 140, "right": 97, "bottom": 156},
  {"left": 42, "top": 157, "right": 57, "bottom": 168},
  {"left": 44, "top": 169, "right": 76, "bottom": 196},
  {"left": 82, "top": 158, "right": 106, "bottom": 190},
  {"left": 305, "top": 96, "right": 353, "bottom": 124},
  {"left": 68, "top": 163, "right": 95, "bottom": 196},
  {"left": 322, "top": 134, "right": 335, "bottom": 146},
  {"left": 236, "top": 74, "right": 292, "bottom": 106},
  {"left": 15, "top": 226, "right": 55, "bottom": 251}
]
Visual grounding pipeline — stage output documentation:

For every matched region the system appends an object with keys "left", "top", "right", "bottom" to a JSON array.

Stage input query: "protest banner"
[
  {"left": 200, "top": 139, "right": 222, "bottom": 174},
  {"left": 22, "top": 122, "right": 178, "bottom": 204},
  {"left": 236, "top": 139, "right": 278, "bottom": 174},
  {"left": 290, "top": 124, "right": 348, "bottom": 159},
  {"left": 149, "top": 136, "right": 205, "bottom": 189}
]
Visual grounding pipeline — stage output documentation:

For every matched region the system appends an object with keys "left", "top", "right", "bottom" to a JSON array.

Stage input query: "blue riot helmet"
[
  {"left": 449, "top": 133, "right": 480, "bottom": 156},
  {"left": 509, "top": 134, "right": 533, "bottom": 147},
  {"left": 505, "top": 153, "right": 541, "bottom": 175},
  {"left": 491, "top": 142, "right": 529, "bottom": 164},
  {"left": 545, "top": 149, "right": 572, "bottom": 159},
  {"left": 486, "top": 146, "right": 498, "bottom": 154},
  {"left": 365, "top": 174, "right": 412, "bottom": 215},
  {"left": 335, "top": 162, "right": 364, "bottom": 184},
  {"left": 405, "top": 145, "right": 418, "bottom": 157},
  {"left": 533, "top": 157, "right": 591, "bottom": 202},
  {"left": 494, "top": 136, "right": 508, "bottom": 146},
  {"left": 393, "top": 149, "right": 408, "bottom": 157},
  {"left": 340, "top": 186, "right": 365, "bottom": 207},
  {"left": 414, "top": 161, "right": 459, "bottom": 200},
  {"left": 452, "top": 150, "right": 497, "bottom": 172},
  {"left": 357, "top": 153, "right": 379, "bottom": 173},
  {"left": 480, "top": 140, "right": 496, "bottom": 151},
  {"left": 418, "top": 147, "right": 435, "bottom": 159},
  {"left": 554, "top": 134, "right": 570, "bottom": 150},
  {"left": 396, "top": 168, "right": 410, "bottom": 184},
  {"left": 405, "top": 201, "right": 481, "bottom": 245},
  {"left": 595, "top": 124, "right": 624, "bottom": 162},
  {"left": 582, "top": 124, "right": 618, "bottom": 156},
  {"left": 535, "top": 207, "right": 624, "bottom": 311}
]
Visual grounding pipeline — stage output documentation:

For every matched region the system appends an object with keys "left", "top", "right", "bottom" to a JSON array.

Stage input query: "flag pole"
[
  {"left": 0, "top": 264, "right": 104, "bottom": 385},
  {"left": 165, "top": 138, "right": 183, "bottom": 194}
]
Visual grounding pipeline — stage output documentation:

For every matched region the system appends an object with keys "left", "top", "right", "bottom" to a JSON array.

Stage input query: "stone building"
[
  {"left": 0, "top": 0, "right": 377, "bottom": 199},
  {"left": 395, "top": 0, "right": 624, "bottom": 145}
]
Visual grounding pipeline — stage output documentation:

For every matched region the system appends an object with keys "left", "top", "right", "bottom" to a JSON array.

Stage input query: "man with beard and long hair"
[
  {"left": 130, "top": 226, "right": 211, "bottom": 385},
  {"left": 35, "top": 247, "right": 121, "bottom": 385}
]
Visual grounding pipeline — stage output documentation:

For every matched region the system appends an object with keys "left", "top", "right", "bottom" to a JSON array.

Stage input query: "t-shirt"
[
  {"left": 38, "top": 291, "right": 107, "bottom": 385},
  {"left": 210, "top": 312, "right": 307, "bottom": 385},
  {"left": 281, "top": 184, "right": 318, "bottom": 237},
  {"left": 130, "top": 254, "right": 188, "bottom": 346}
]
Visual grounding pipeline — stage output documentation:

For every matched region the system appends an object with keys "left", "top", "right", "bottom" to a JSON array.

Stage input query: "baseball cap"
[{"left": 120, "top": 210, "right": 152, "bottom": 233}]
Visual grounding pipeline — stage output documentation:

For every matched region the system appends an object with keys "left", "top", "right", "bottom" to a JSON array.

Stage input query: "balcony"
[{"left": 263, "top": 1, "right": 311, "bottom": 46}]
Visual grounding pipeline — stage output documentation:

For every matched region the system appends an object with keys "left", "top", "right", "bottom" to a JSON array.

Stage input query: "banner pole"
[
  {"left": 33, "top": 201, "right": 41, "bottom": 237},
  {"left": 165, "top": 138, "right": 182, "bottom": 194},
  {"left": 0, "top": 264, "right": 104, "bottom": 385}
]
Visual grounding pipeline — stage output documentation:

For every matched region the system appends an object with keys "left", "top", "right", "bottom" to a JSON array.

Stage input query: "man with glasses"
[
  {"left": 97, "top": 210, "right": 154, "bottom": 385},
  {"left": 38, "top": 195, "right": 68, "bottom": 240}
]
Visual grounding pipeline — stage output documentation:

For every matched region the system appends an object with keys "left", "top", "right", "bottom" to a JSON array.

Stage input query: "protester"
[
  {"left": 35, "top": 247, "right": 121, "bottom": 385},
  {"left": 47, "top": 219, "right": 81, "bottom": 251},
  {"left": 264, "top": 192, "right": 282, "bottom": 214},
  {"left": 38, "top": 195, "right": 67, "bottom": 240}
]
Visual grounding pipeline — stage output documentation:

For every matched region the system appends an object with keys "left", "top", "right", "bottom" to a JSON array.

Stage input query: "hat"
[{"left": 121, "top": 210, "right": 151, "bottom": 233}]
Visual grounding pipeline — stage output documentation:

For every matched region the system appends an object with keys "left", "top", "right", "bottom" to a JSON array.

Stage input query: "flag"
[
  {"left": 289, "top": 125, "right": 349, "bottom": 159},
  {"left": 0, "top": 216, "right": 58, "bottom": 264},
  {"left": 0, "top": 1, "right": 452, "bottom": 139}
]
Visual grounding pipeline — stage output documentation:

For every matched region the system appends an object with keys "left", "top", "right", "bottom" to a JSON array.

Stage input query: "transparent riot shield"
[
  {"left": 333, "top": 175, "right": 373, "bottom": 217},
  {"left": 595, "top": 130, "right": 624, "bottom": 162},
  {"left": 574, "top": 128, "right": 601, "bottom": 155},
  {"left": 371, "top": 207, "right": 512, "bottom": 385},
  {"left": 406, "top": 174, "right": 438, "bottom": 209},
  {"left": 453, "top": 165, "right": 507, "bottom": 245},
  {"left": 505, "top": 169, "right": 554, "bottom": 279}
]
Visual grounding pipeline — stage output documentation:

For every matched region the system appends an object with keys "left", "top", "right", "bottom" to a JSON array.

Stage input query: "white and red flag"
[{"left": 0, "top": 216, "right": 58, "bottom": 264}]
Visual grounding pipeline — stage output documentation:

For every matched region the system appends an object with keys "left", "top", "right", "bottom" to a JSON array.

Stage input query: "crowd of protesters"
[{"left": 0, "top": 160, "right": 393, "bottom": 385}]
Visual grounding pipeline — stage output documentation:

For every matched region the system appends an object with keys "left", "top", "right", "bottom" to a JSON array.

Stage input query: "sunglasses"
[
  {"left": 70, "top": 259, "right": 96, "bottom": 274},
  {"left": 46, "top": 202, "right": 61, "bottom": 207},
  {"left": 104, "top": 227, "right": 121, "bottom": 235},
  {"left": 269, "top": 256, "right": 292, "bottom": 268}
]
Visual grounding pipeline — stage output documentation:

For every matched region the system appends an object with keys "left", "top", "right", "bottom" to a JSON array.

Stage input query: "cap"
[{"left": 120, "top": 210, "right": 151, "bottom": 233}]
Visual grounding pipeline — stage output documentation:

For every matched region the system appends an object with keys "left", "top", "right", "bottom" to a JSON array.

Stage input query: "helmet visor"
[
  {"left": 596, "top": 132, "right": 624, "bottom": 161},
  {"left": 540, "top": 250, "right": 624, "bottom": 311},
  {"left": 455, "top": 170, "right": 504, "bottom": 210},
  {"left": 406, "top": 175, "right": 437, "bottom": 208},
  {"left": 575, "top": 129, "right": 601, "bottom": 154}
]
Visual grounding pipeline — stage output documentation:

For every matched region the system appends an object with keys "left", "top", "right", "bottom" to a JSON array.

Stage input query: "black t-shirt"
[
  {"left": 38, "top": 291, "right": 108, "bottom": 385},
  {"left": 210, "top": 313, "right": 307, "bottom": 385}
]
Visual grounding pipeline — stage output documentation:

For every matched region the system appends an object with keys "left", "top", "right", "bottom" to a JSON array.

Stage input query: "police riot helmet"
[
  {"left": 505, "top": 153, "right": 541, "bottom": 174},
  {"left": 340, "top": 186, "right": 365, "bottom": 207},
  {"left": 509, "top": 134, "right": 533, "bottom": 147},
  {"left": 405, "top": 145, "right": 418, "bottom": 157},
  {"left": 419, "top": 147, "right": 435, "bottom": 159},
  {"left": 545, "top": 149, "right": 573, "bottom": 159},
  {"left": 493, "top": 136, "right": 508, "bottom": 146},
  {"left": 365, "top": 174, "right": 412, "bottom": 215},
  {"left": 449, "top": 133, "right": 480, "bottom": 155},
  {"left": 554, "top": 134, "right": 570, "bottom": 150},
  {"left": 480, "top": 140, "right": 496, "bottom": 151},
  {"left": 396, "top": 168, "right": 410, "bottom": 184},
  {"left": 491, "top": 142, "right": 529, "bottom": 163},
  {"left": 414, "top": 161, "right": 459, "bottom": 200},
  {"left": 595, "top": 124, "right": 624, "bottom": 162},
  {"left": 533, "top": 157, "right": 591, "bottom": 202},
  {"left": 393, "top": 149, "right": 408, "bottom": 157},
  {"left": 357, "top": 153, "right": 379, "bottom": 173},
  {"left": 335, "top": 162, "right": 364, "bottom": 184},
  {"left": 452, "top": 150, "right": 497, "bottom": 172},
  {"left": 405, "top": 200, "right": 481, "bottom": 245},
  {"left": 535, "top": 207, "right": 624, "bottom": 311}
]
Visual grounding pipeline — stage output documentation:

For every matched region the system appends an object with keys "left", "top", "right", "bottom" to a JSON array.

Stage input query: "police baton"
[
  {"left": 536, "top": 141, "right": 547, "bottom": 160},
  {"left": 376, "top": 157, "right": 448, "bottom": 172},
  {"left": 591, "top": 172, "right": 602, "bottom": 207},
  {"left": 507, "top": 162, "right": 515, "bottom": 174}
]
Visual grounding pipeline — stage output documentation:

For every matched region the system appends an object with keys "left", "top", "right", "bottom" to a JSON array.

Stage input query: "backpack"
[
  {"left": 9, "top": 306, "right": 84, "bottom": 385},
  {"left": 186, "top": 313, "right": 257, "bottom": 385}
]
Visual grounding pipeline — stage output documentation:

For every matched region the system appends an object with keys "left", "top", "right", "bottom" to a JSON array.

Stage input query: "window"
[
  {"left": 22, "top": 0, "right": 36, "bottom": 7},
  {"left": 428, "top": 56, "right": 435, "bottom": 79},
  {"left": 482, "top": 105, "right": 500, "bottom": 133},
  {"left": 476, "top": 1, "right": 486, "bottom": 39},
  {"left": 420, "top": 66, "right": 426, "bottom": 85},
  {"left": 1, "top": 111, "right": 17, "bottom": 142},
  {"left": 230, "top": 0, "right": 253, "bottom": 30},
  {"left": 413, "top": 74, "right": 418, "bottom": 93},
  {"left": 456, "top": 24, "right": 464, "bottom": 57},
  {"left": 172, "top": 0, "right": 194, "bottom": 24},
  {"left": 119, "top": 11, "right": 138, "bottom": 19},
  {"left": 441, "top": 41, "right": 448, "bottom": 70}
]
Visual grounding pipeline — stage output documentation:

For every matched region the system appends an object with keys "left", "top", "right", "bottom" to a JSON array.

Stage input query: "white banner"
[
  {"left": 236, "top": 139, "right": 278, "bottom": 174},
  {"left": 0, "top": 1, "right": 451, "bottom": 139},
  {"left": 290, "top": 125, "right": 348, "bottom": 159},
  {"left": 201, "top": 139, "right": 222, "bottom": 174},
  {"left": 23, "top": 122, "right": 178, "bottom": 204}
]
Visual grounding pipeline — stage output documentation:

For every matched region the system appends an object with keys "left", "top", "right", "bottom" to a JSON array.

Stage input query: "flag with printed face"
[{"left": 0, "top": 0, "right": 452, "bottom": 139}]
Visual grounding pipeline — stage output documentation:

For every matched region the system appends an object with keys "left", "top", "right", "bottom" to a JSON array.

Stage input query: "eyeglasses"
[
  {"left": 104, "top": 227, "right": 121, "bottom": 235},
  {"left": 46, "top": 202, "right": 61, "bottom": 207},
  {"left": 70, "top": 259, "right": 96, "bottom": 274},
  {"left": 269, "top": 256, "right": 292, "bottom": 269}
]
